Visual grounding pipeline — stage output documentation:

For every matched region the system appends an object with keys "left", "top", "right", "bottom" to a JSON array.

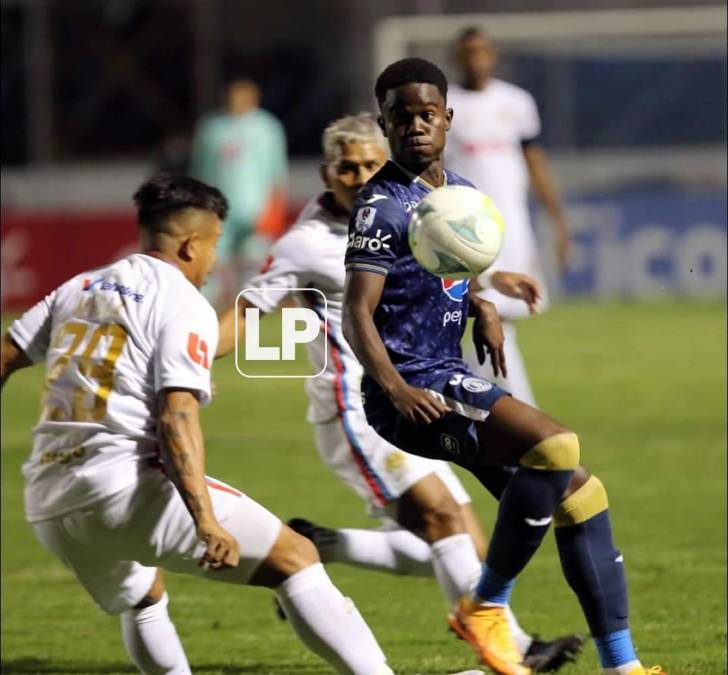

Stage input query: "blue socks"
[
  {"left": 595, "top": 628, "right": 638, "bottom": 668},
  {"left": 474, "top": 564, "right": 516, "bottom": 605},
  {"left": 485, "top": 467, "right": 573, "bottom": 578},
  {"left": 555, "top": 510, "right": 629, "bottom": 637}
]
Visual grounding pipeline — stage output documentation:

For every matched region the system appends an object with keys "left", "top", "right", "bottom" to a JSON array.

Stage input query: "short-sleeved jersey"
[
  {"left": 344, "top": 161, "right": 475, "bottom": 391},
  {"left": 242, "top": 192, "right": 362, "bottom": 423},
  {"left": 446, "top": 79, "right": 540, "bottom": 214},
  {"left": 9, "top": 254, "right": 217, "bottom": 522}
]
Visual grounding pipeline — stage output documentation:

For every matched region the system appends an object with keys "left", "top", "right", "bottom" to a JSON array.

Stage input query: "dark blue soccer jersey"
[{"left": 344, "top": 160, "right": 476, "bottom": 389}]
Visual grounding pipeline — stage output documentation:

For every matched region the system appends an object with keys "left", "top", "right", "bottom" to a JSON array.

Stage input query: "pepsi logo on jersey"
[{"left": 441, "top": 278, "right": 469, "bottom": 302}]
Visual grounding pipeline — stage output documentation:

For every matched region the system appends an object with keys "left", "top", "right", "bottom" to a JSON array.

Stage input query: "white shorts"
[
  {"left": 480, "top": 208, "right": 550, "bottom": 320},
  {"left": 32, "top": 469, "right": 282, "bottom": 615},
  {"left": 313, "top": 407, "right": 470, "bottom": 518}
]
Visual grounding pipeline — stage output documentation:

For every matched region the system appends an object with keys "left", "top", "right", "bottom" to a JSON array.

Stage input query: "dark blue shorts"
[{"left": 364, "top": 369, "right": 508, "bottom": 470}]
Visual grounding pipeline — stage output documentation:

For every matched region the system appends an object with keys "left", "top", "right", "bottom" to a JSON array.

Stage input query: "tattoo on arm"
[{"left": 158, "top": 400, "right": 211, "bottom": 523}]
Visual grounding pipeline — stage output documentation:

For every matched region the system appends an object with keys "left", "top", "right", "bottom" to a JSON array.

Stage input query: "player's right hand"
[
  {"left": 197, "top": 521, "right": 240, "bottom": 570},
  {"left": 389, "top": 383, "right": 449, "bottom": 425}
]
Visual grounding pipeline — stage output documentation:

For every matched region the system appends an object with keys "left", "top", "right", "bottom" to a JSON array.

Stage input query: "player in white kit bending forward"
[
  {"left": 0, "top": 175, "right": 393, "bottom": 675},
  {"left": 446, "top": 27, "right": 571, "bottom": 406},
  {"left": 217, "top": 114, "right": 583, "bottom": 671}
]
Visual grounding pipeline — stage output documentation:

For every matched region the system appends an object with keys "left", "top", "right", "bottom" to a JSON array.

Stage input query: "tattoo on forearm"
[
  {"left": 184, "top": 491, "right": 207, "bottom": 516},
  {"left": 158, "top": 404, "right": 208, "bottom": 519}
]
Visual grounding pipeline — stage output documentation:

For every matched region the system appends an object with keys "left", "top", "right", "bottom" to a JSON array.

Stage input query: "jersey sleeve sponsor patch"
[
  {"left": 155, "top": 309, "right": 218, "bottom": 405},
  {"left": 345, "top": 194, "right": 402, "bottom": 274},
  {"left": 186, "top": 332, "right": 210, "bottom": 369},
  {"left": 353, "top": 205, "right": 377, "bottom": 231}
]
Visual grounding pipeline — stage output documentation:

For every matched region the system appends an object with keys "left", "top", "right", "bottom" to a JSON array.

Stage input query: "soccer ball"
[{"left": 408, "top": 185, "right": 505, "bottom": 280}]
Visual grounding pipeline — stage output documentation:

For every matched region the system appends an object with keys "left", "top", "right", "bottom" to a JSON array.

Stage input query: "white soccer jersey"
[
  {"left": 9, "top": 254, "right": 218, "bottom": 522},
  {"left": 446, "top": 79, "right": 542, "bottom": 279},
  {"left": 242, "top": 193, "right": 362, "bottom": 424}
]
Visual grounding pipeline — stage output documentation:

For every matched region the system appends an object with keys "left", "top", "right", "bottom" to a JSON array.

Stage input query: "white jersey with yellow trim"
[
  {"left": 242, "top": 192, "right": 363, "bottom": 424},
  {"left": 9, "top": 254, "right": 217, "bottom": 522},
  {"left": 446, "top": 79, "right": 545, "bottom": 294}
]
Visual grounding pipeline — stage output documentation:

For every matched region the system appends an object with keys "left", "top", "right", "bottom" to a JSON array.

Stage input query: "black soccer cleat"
[
  {"left": 287, "top": 517, "right": 339, "bottom": 548},
  {"left": 522, "top": 633, "right": 587, "bottom": 672}
]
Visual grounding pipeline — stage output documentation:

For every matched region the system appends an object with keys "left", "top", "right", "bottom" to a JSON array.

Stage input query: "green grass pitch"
[{"left": 2, "top": 300, "right": 725, "bottom": 674}]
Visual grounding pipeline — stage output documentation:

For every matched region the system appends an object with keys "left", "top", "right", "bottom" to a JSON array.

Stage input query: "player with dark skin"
[
  {"left": 341, "top": 65, "right": 655, "bottom": 674},
  {"left": 345, "top": 81, "right": 580, "bottom": 466}
]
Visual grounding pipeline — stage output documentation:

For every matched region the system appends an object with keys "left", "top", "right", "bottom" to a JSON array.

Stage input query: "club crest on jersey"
[
  {"left": 354, "top": 206, "right": 377, "bottom": 232},
  {"left": 441, "top": 278, "right": 469, "bottom": 302}
]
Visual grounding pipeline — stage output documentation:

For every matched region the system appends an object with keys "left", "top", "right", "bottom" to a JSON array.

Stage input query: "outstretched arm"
[
  {"left": 157, "top": 388, "right": 239, "bottom": 569},
  {"left": 342, "top": 270, "right": 448, "bottom": 424},
  {"left": 1, "top": 333, "right": 34, "bottom": 389},
  {"left": 216, "top": 298, "right": 262, "bottom": 359},
  {"left": 475, "top": 270, "right": 543, "bottom": 315}
]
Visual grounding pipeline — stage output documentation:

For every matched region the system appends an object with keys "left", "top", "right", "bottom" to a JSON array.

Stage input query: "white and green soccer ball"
[{"left": 408, "top": 185, "right": 505, "bottom": 280}]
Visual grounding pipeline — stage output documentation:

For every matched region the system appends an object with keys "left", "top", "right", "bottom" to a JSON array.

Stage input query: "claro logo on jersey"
[
  {"left": 347, "top": 228, "right": 392, "bottom": 253},
  {"left": 82, "top": 277, "right": 144, "bottom": 302}
]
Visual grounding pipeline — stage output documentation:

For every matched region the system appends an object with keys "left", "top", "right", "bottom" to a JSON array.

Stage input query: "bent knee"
[
  {"left": 133, "top": 571, "right": 166, "bottom": 609},
  {"left": 280, "top": 529, "right": 320, "bottom": 573},
  {"left": 251, "top": 526, "right": 321, "bottom": 588},
  {"left": 554, "top": 472, "right": 608, "bottom": 527},
  {"left": 416, "top": 494, "right": 466, "bottom": 540},
  {"left": 519, "top": 431, "right": 580, "bottom": 471}
]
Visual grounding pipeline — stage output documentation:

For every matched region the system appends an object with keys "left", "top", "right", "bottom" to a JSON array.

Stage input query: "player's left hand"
[
  {"left": 197, "top": 520, "right": 240, "bottom": 570},
  {"left": 471, "top": 298, "right": 507, "bottom": 377},
  {"left": 491, "top": 271, "right": 543, "bottom": 315}
]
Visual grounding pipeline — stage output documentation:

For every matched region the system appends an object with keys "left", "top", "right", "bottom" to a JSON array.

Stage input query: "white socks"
[
  {"left": 506, "top": 606, "right": 533, "bottom": 656},
  {"left": 602, "top": 662, "right": 642, "bottom": 674},
  {"left": 430, "top": 533, "right": 483, "bottom": 605},
  {"left": 318, "top": 527, "right": 433, "bottom": 576},
  {"left": 311, "top": 527, "right": 536, "bottom": 658},
  {"left": 320, "top": 528, "right": 483, "bottom": 608},
  {"left": 120, "top": 592, "right": 191, "bottom": 675},
  {"left": 275, "top": 562, "right": 391, "bottom": 675}
]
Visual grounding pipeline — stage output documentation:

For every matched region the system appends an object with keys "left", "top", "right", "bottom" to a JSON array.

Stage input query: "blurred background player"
[
  {"left": 190, "top": 77, "right": 288, "bottom": 304},
  {"left": 0, "top": 175, "right": 393, "bottom": 675},
  {"left": 217, "top": 113, "right": 583, "bottom": 671},
  {"left": 446, "top": 27, "right": 571, "bottom": 406}
]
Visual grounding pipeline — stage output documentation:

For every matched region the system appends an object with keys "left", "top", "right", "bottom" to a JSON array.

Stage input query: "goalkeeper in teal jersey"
[{"left": 190, "top": 78, "right": 288, "bottom": 298}]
